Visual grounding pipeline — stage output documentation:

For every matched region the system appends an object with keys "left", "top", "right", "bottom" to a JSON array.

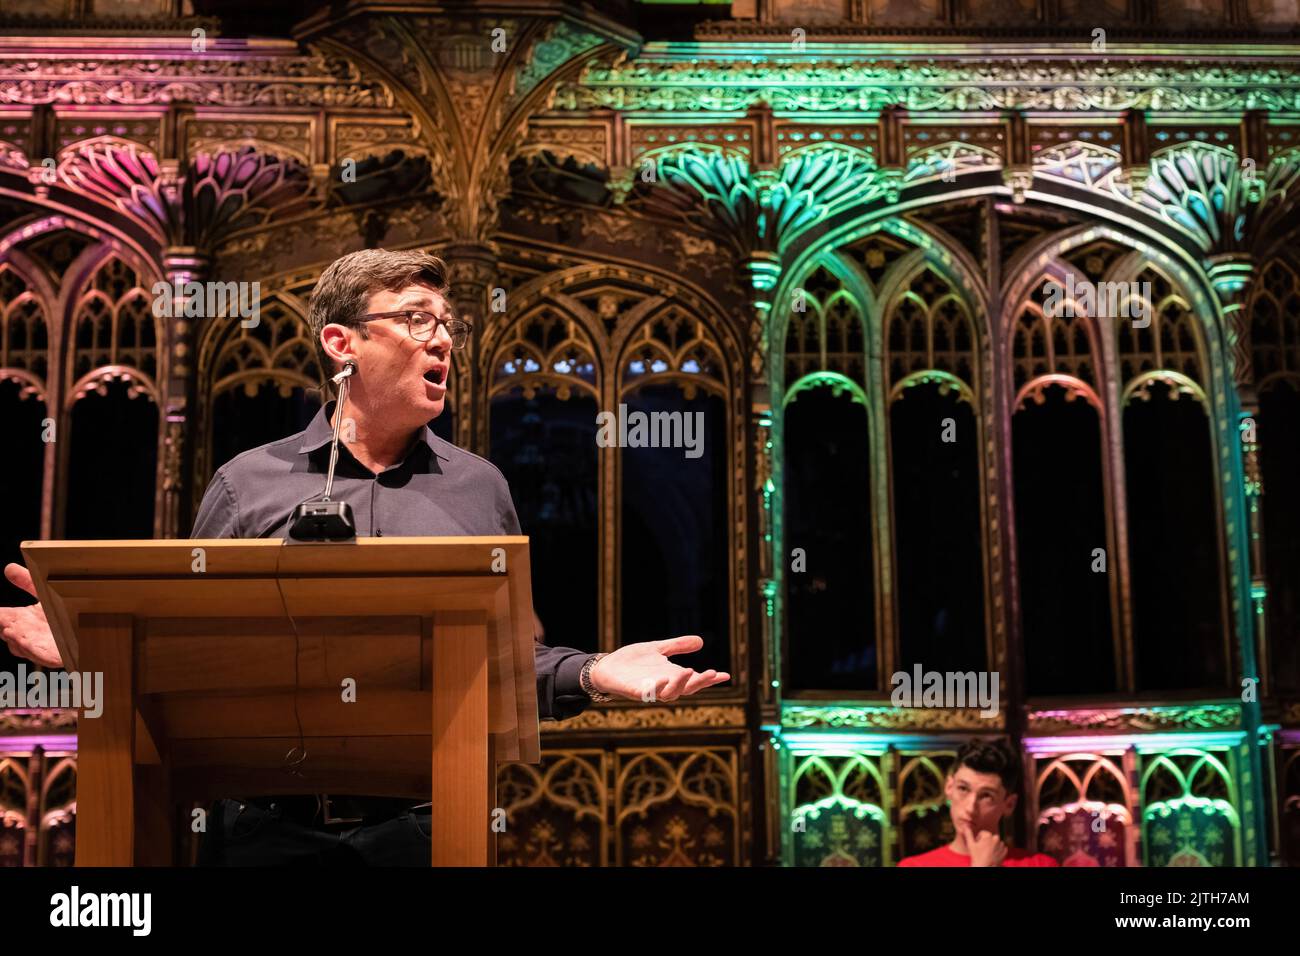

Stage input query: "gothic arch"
[
  {"left": 62, "top": 250, "right": 163, "bottom": 402},
  {"left": 774, "top": 233, "right": 886, "bottom": 396},
  {"left": 769, "top": 246, "right": 879, "bottom": 689},
  {"left": 616, "top": 298, "right": 729, "bottom": 399},
  {"left": 1004, "top": 252, "right": 1123, "bottom": 693},
  {"left": 1106, "top": 250, "right": 1233, "bottom": 691},
  {"left": 877, "top": 246, "right": 985, "bottom": 376},
  {"left": 488, "top": 296, "right": 601, "bottom": 401},
  {"left": 879, "top": 249, "right": 993, "bottom": 679},
  {"left": 1009, "top": 257, "right": 1108, "bottom": 411},
  {"left": 486, "top": 258, "right": 748, "bottom": 685},
  {"left": 0, "top": 253, "right": 54, "bottom": 401},
  {"left": 1250, "top": 255, "right": 1300, "bottom": 396},
  {"left": 55, "top": 247, "right": 164, "bottom": 539},
  {"left": 192, "top": 290, "right": 322, "bottom": 509},
  {"left": 612, "top": 282, "right": 741, "bottom": 680},
  {"left": 1002, "top": 221, "right": 1246, "bottom": 685}
]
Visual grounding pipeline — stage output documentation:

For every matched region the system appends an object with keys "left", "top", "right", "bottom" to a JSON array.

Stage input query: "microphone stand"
[{"left": 288, "top": 362, "right": 358, "bottom": 541}]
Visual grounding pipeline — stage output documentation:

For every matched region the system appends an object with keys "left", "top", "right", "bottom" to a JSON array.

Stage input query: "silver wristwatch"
[{"left": 579, "top": 653, "right": 613, "bottom": 702}]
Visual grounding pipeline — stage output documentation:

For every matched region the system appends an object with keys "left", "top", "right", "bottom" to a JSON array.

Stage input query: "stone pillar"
[
  {"left": 1208, "top": 253, "right": 1266, "bottom": 686},
  {"left": 743, "top": 250, "right": 781, "bottom": 719},
  {"left": 443, "top": 241, "right": 498, "bottom": 455},
  {"left": 1208, "top": 254, "right": 1259, "bottom": 402},
  {"left": 1208, "top": 252, "right": 1270, "bottom": 865},
  {"left": 158, "top": 247, "right": 208, "bottom": 539},
  {"left": 1239, "top": 408, "right": 1268, "bottom": 690},
  {"left": 743, "top": 248, "right": 782, "bottom": 866}
]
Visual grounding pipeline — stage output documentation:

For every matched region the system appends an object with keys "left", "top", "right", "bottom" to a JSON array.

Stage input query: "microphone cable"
[
  {"left": 273, "top": 361, "right": 357, "bottom": 778},
  {"left": 273, "top": 546, "right": 307, "bottom": 778}
]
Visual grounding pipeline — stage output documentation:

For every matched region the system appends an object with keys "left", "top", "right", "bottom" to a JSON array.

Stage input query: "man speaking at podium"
[{"left": 1, "top": 248, "right": 729, "bottom": 865}]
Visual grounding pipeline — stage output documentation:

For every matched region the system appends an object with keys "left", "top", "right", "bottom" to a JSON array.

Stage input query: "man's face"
[
  {"left": 325, "top": 282, "right": 454, "bottom": 431},
  {"left": 945, "top": 765, "right": 1017, "bottom": 836}
]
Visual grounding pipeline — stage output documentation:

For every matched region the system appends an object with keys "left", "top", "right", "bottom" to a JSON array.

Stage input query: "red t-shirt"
[{"left": 897, "top": 845, "right": 1059, "bottom": 867}]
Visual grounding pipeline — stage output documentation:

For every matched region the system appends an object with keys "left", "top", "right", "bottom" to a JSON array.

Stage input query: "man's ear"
[
  {"left": 1003, "top": 791, "right": 1019, "bottom": 815},
  {"left": 320, "top": 323, "right": 357, "bottom": 367}
]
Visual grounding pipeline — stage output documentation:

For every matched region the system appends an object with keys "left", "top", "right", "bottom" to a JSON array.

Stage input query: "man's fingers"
[
  {"left": 681, "top": 669, "right": 717, "bottom": 696},
  {"left": 656, "top": 634, "right": 703, "bottom": 657},
  {"left": 4, "top": 563, "right": 36, "bottom": 598},
  {"left": 679, "top": 670, "right": 731, "bottom": 695},
  {"left": 658, "top": 669, "right": 692, "bottom": 701},
  {"left": 660, "top": 671, "right": 691, "bottom": 697}
]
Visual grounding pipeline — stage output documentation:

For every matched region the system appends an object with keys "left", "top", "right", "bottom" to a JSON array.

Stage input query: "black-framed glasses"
[{"left": 356, "top": 310, "right": 473, "bottom": 349}]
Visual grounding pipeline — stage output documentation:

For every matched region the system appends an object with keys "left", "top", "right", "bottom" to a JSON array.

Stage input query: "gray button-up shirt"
[{"left": 191, "top": 401, "right": 594, "bottom": 721}]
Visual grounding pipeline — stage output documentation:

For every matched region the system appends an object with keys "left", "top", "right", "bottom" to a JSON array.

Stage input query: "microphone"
[{"left": 288, "top": 361, "right": 358, "bottom": 541}]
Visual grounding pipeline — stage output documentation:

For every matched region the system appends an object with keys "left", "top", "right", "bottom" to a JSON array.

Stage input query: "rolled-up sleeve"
[{"left": 535, "top": 644, "right": 595, "bottom": 721}]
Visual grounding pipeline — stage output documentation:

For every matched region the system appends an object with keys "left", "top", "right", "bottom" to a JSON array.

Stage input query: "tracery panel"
[
  {"left": 619, "top": 304, "right": 730, "bottom": 675},
  {"left": 1120, "top": 269, "right": 1226, "bottom": 692},
  {"left": 886, "top": 266, "right": 986, "bottom": 675},
  {"left": 490, "top": 305, "right": 600, "bottom": 653},
  {"left": 782, "top": 263, "right": 874, "bottom": 691},
  {"left": 1011, "top": 273, "right": 1116, "bottom": 694},
  {"left": 203, "top": 297, "right": 322, "bottom": 483},
  {"left": 0, "top": 263, "right": 48, "bottom": 668},
  {"left": 64, "top": 255, "right": 159, "bottom": 539},
  {"left": 1251, "top": 258, "right": 1300, "bottom": 696}
]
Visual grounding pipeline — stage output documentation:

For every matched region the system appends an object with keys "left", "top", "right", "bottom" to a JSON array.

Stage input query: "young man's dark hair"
[
  {"left": 953, "top": 737, "right": 1021, "bottom": 795},
  {"left": 897, "top": 736, "right": 1057, "bottom": 868}
]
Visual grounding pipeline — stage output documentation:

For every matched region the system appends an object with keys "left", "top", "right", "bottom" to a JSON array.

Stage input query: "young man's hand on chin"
[{"left": 957, "top": 822, "right": 1009, "bottom": 868}]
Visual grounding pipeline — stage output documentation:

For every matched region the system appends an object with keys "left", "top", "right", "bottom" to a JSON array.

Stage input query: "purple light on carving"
[
  {"left": 0, "top": 735, "right": 78, "bottom": 752},
  {"left": 1024, "top": 732, "right": 1243, "bottom": 755}
]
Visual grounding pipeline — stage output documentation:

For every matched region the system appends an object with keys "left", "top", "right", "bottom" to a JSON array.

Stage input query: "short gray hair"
[{"left": 306, "top": 248, "right": 451, "bottom": 393}]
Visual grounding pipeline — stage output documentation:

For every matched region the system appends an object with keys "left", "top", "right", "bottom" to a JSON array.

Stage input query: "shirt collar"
[{"left": 297, "top": 400, "right": 442, "bottom": 462}]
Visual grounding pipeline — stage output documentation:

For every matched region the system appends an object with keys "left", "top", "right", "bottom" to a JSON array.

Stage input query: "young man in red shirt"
[{"left": 898, "top": 738, "right": 1058, "bottom": 867}]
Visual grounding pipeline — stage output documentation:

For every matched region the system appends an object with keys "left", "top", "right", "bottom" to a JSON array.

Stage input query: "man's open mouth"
[{"left": 423, "top": 368, "right": 446, "bottom": 386}]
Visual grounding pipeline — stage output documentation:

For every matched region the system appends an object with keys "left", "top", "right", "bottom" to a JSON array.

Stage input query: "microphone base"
[{"left": 288, "top": 500, "right": 356, "bottom": 541}]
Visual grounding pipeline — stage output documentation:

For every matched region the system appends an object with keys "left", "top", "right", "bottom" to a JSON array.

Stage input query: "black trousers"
[{"left": 197, "top": 799, "right": 433, "bottom": 866}]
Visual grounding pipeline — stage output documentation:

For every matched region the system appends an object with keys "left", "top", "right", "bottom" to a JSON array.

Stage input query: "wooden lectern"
[{"left": 20, "top": 536, "right": 541, "bottom": 867}]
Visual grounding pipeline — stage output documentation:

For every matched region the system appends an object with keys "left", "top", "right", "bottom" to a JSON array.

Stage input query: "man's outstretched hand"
[
  {"left": 0, "top": 563, "right": 62, "bottom": 668},
  {"left": 588, "top": 635, "right": 729, "bottom": 702}
]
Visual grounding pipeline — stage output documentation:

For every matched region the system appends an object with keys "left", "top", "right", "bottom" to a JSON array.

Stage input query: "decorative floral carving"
[
  {"left": 782, "top": 705, "right": 1004, "bottom": 730},
  {"left": 557, "top": 61, "right": 1300, "bottom": 114},
  {"left": 0, "top": 50, "right": 392, "bottom": 108},
  {"left": 542, "top": 705, "right": 746, "bottom": 732},
  {"left": 1028, "top": 705, "right": 1240, "bottom": 733},
  {"left": 0, "top": 709, "right": 77, "bottom": 733}
]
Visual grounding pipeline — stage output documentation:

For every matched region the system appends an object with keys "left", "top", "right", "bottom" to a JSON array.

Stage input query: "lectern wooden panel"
[{"left": 21, "top": 536, "right": 541, "bottom": 867}]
